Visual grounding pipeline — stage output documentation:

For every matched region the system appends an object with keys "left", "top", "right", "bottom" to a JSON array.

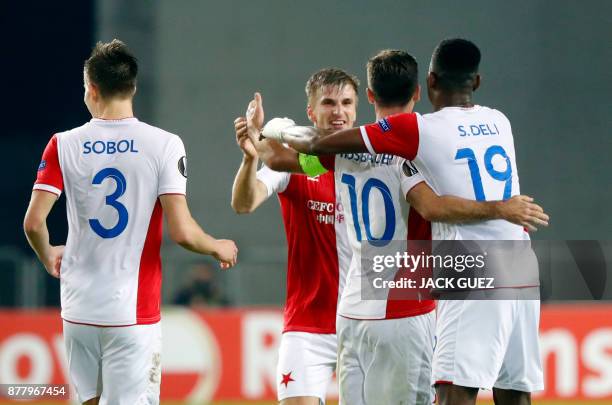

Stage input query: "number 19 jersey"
[
  {"left": 33, "top": 117, "right": 187, "bottom": 326},
  {"left": 361, "top": 106, "right": 524, "bottom": 241}
]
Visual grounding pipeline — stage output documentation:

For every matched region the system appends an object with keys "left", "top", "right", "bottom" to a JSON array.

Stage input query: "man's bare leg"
[
  {"left": 436, "top": 384, "right": 478, "bottom": 405},
  {"left": 281, "top": 396, "right": 322, "bottom": 405},
  {"left": 493, "top": 388, "right": 531, "bottom": 405},
  {"left": 83, "top": 397, "right": 100, "bottom": 405}
]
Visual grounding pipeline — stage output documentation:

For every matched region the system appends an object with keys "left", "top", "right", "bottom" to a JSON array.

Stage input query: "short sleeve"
[
  {"left": 359, "top": 112, "right": 420, "bottom": 160},
  {"left": 398, "top": 159, "right": 425, "bottom": 197},
  {"left": 256, "top": 165, "right": 290, "bottom": 196},
  {"left": 33, "top": 134, "right": 63, "bottom": 197},
  {"left": 158, "top": 135, "right": 187, "bottom": 195}
]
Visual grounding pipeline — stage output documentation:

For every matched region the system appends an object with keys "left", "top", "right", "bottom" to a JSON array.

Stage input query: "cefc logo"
[{"left": 307, "top": 200, "right": 335, "bottom": 213}]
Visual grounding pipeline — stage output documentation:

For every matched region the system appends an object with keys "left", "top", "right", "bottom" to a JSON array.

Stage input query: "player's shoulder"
[
  {"left": 478, "top": 105, "right": 510, "bottom": 121},
  {"left": 53, "top": 122, "right": 90, "bottom": 142},
  {"left": 135, "top": 120, "right": 184, "bottom": 145},
  {"left": 421, "top": 105, "right": 510, "bottom": 124}
]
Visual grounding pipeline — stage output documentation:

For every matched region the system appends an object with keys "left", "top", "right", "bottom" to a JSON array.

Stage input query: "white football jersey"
[
  {"left": 312, "top": 153, "right": 435, "bottom": 320},
  {"left": 361, "top": 106, "right": 527, "bottom": 241},
  {"left": 34, "top": 117, "right": 187, "bottom": 326}
]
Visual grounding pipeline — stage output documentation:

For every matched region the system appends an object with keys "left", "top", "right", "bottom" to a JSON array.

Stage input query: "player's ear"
[
  {"left": 88, "top": 82, "right": 100, "bottom": 101},
  {"left": 427, "top": 72, "right": 437, "bottom": 90},
  {"left": 473, "top": 74, "right": 481, "bottom": 91},
  {"left": 366, "top": 88, "right": 376, "bottom": 105},
  {"left": 413, "top": 84, "right": 421, "bottom": 103},
  {"left": 306, "top": 104, "right": 316, "bottom": 125}
]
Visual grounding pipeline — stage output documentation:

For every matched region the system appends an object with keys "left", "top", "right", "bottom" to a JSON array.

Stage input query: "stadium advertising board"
[{"left": 0, "top": 305, "right": 610, "bottom": 401}]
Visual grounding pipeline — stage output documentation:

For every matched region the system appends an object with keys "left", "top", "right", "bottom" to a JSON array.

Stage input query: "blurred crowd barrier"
[{"left": 0, "top": 305, "right": 610, "bottom": 402}]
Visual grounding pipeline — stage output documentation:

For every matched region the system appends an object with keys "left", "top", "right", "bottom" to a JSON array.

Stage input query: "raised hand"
[
  {"left": 234, "top": 116, "right": 257, "bottom": 158},
  {"left": 246, "top": 92, "right": 265, "bottom": 142}
]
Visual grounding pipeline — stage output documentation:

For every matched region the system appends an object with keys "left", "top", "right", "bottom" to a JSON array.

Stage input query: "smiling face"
[{"left": 307, "top": 84, "right": 357, "bottom": 131}]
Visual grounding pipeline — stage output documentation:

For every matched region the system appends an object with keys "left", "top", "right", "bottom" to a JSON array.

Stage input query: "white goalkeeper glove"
[{"left": 261, "top": 117, "right": 296, "bottom": 142}]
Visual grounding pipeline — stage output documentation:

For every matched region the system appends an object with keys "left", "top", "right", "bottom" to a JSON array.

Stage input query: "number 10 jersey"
[{"left": 33, "top": 117, "right": 187, "bottom": 326}]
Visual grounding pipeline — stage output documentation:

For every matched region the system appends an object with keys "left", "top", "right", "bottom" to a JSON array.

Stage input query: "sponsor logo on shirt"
[
  {"left": 377, "top": 118, "right": 391, "bottom": 132},
  {"left": 307, "top": 199, "right": 335, "bottom": 224},
  {"left": 38, "top": 160, "right": 47, "bottom": 171}
]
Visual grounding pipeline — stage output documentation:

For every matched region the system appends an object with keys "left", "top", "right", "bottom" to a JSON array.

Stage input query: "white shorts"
[
  {"left": 337, "top": 312, "right": 435, "bottom": 405},
  {"left": 63, "top": 321, "right": 162, "bottom": 404},
  {"left": 276, "top": 332, "right": 337, "bottom": 403},
  {"left": 432, "top": 299, "right": 544, "bottom": 392}
]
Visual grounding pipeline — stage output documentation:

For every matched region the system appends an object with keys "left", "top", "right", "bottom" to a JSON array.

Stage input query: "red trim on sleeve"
[
  {"left": 319, "top": 155, "right": 335, "bottom": 171},
  {"left": 364, "top": 113, "right": 420, "bottom": 160},
  {"left": 35, "top": 135, "right": 63, "bottom": 192},
  {"left": 136, "top": 199, "right": 164, "bottom": 324},
  {"left": 32, "top": 188, "right": 61, "bottom": 197},
  {"left": 434, "top": 380, "right": 454, "bottom": 385}
]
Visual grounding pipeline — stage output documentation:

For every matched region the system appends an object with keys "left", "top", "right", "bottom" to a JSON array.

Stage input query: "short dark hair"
[
  {"left": 430, "top": 38, "right": 481, "bottom": 91},
  {"left": 367, "top": 50, "right": 419, "bottom": 108},
  {"left": 84, "top": 39, "right": 138, "bottom": 99},
  {"left": 305, "top": 68, "right": 360, "bottom": 102}
]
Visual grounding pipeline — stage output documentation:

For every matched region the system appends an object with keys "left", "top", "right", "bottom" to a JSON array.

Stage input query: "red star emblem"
[{"left": 280, "top": 372, "right": 294, "bottom": 387}]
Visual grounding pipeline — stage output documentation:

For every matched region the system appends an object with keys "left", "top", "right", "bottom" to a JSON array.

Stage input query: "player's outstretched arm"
[
  {"left": 256, "top": 138, "right": 302, "bottom": 174},
  {"left": 160, "top": 194, "right": 238, "bottom": 268},
  {"left": 231, "top": 116, "right": 270, "bottom": 214},
  {"left": 407, "top": 182, "right": 549, "bottom": 231},
  {"left": 23, "top": 190, "right": 64, "bottom": 278},
  {"left": 260, "top": 119, "right": 367, "bottom": 156}
]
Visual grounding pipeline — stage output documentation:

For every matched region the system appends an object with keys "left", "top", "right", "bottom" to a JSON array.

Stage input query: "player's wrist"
[
  {"left": 491, "top": 200, "right": 506, "bottom": 220},
  {"left": 241, "top": 152, "right": 258, "bottom": 163},
  {"left": 210, "top": 239, "right": 222, "bottom": 258}
]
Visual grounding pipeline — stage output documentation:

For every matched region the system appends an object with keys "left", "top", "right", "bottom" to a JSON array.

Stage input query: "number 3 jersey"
[
  {"left": 33, "top": 118, "right": 187, "bottom": 326},
  {"left": 360, "top": 106, "right": 525, "bottom": 241}
]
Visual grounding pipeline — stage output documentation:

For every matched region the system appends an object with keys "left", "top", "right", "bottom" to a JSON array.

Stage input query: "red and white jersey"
[
  {"left": 256, "top": 166, "right": 351, "bottom": 334},
  {"left": 316, "top": 154, "right": 435, "bottom": 319},
  {"left": 360, "top": 106, "right": 526, "bottom": 241},
  {"left": 34, "top": 117, "right": 187, "bottom": 326}
]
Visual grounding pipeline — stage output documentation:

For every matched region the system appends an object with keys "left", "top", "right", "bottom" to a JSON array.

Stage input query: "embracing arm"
[
  {"left": 261, "top": 123, "right": 368, "bottom": 155},
  {"left": 255, "top": 138, "right": 303, "bottom": 174},
  {"left": 407, "top": 182, "right": 549, "bottom": 231}
]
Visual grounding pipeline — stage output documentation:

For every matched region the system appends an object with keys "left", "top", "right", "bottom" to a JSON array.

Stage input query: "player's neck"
[
  {"left": 432, "top": 92, "right": 474, "bottom": 111},
  {"left": 374, "top": 101, "right": 414, "bottom": 120},
  {"left": 93, "top": 98, "right": 135, "bottom": 120}
]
